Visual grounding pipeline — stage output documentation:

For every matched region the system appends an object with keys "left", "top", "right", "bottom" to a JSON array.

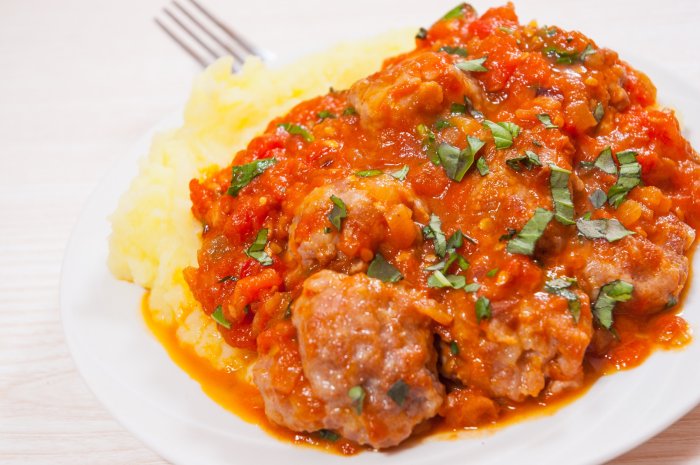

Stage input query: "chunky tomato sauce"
[{"left": 178, "top": 2, "right": 698, "bottom": 451}]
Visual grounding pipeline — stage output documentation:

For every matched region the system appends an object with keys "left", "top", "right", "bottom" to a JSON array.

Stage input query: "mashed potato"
[{"left": 108, "top": 30, "right": 414, "bottom": 370}]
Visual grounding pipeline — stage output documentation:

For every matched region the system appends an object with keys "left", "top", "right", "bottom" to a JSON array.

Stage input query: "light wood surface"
[{"left": 1, "top": 0, "right": 699, "bottom": 463}]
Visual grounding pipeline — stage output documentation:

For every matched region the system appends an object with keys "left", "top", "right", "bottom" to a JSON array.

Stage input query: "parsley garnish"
[
  {"left": 506, "top": 208, "right": 553, "bottom": 255},
  {"left": 442, "top": 3, "right": 465, "bottom": 20},
  {"left": 317, "top": 110, "right": 336, "bottom": 121},
  {"left": 476, "top": 157, "right": 489, "bottom": 175},
  {"left": 544, "top": 277, "right": 581, "bottom": 322},
  {"left": 367, "top": 254, "right": 403, "bottom": 282},
  {"left": 343, "top": 106, "right": 357, "bottom": 116},
  {"left": 435, "top": 119, "right": 452, "bottom": 130},
  {"left": 475, "top": 296, "right": 492, "bottom": 322},
  {"left": 227, "top": 157, "right": 277, "bottom": 197},
  {"left": 575, "top": 218, "right": 634, "bottom": 242},
  {"left": 607, "top": 150, "right": 641, "bottom": 208},
  {"left": 439, "top": 45, "right": 468, "bottom": 57},
  {"left": 483, "top": 120, "right": 521, "bottom": 149},
  {"left": 417, "top": 123, "right": 439, "bottom": 165},
  {"left": 245, "top": 228, "right": 273, "bottom": 265},
  {"left": 506, "top": 150, "right": 542, "bottom": 171},
  {"left": 450, "top": 341, "right": 460, "bottom": 355},
  {"left": 428, "top": 270, "right": 466, "bottom": 289},
  {"left": 328, "top": 195, "right": 347, "bottom": 231},
  {"left": 278, "top": 122, "right": 314, "bottom": 142},
  {"left": 387, "top": 380, "right": 410, "bottom": 406},
  {"left": 390, "top": 165, "right": 409, "bottom": 181},
  {"left": 456, "top": 57, "right": 488, "bottom": 72},
  {"left": 537, "top": 113, "right": 558, "bottom": 129},
  {"left": 318, "top": 429, "right": 340, "bottom": 442},
  {"left": 550, "top": 164, "right": 575, "bottom": 225},
  {"left": 593, "top": 280, "right": 634, "bottom": 329},
  {"left": 486, "top": 268, "right": 499, "bottom": 278},
  {"left": 355, "top": 169, "right": 383, "bottom": 177},
  {"left": 423, "top": 213, "right": 447, "bottom": 257},
  {"left": 211, "top": 305, "right": 231, "bottom": 329}
]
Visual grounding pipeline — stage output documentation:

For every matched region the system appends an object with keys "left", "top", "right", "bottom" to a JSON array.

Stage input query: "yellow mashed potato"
[{"left": 107, "top": 30, "right": 414, "bottom": 370}]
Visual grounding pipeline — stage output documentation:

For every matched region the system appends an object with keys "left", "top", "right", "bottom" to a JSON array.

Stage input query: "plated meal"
[{"left": 108, "top": 2, "right": 698, "bottom": 454}]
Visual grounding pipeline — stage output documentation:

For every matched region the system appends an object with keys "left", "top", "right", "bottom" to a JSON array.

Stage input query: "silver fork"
[{"left": 155, "top": 0, "right": 270, "bottom": 70}]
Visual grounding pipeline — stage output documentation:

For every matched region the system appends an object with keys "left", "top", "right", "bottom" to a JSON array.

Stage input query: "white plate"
[{"left": 61, "top": 45, "right": 700, "bottom": 465}]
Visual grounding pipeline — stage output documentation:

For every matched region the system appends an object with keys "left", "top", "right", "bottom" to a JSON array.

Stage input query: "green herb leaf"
[
  {"left": 499, "top": 26, "right": 514, "bottom": 34},
  {"left": 463, "top": 283, "right": 481, "bottom": 292},
  {"left": 428, "top": 270, "right": 466, "bottom": 289},
  {"left": 467, "top": 135, "right": 485, "bottom": 157},
  {"left": 666, "top": 295, "right": 678, "bottom": 309},
  {"left": 211, "top": 305, "right": 231, "bottom": 329},
  {"left": 549, "top": 164, "right": 575, "bottom": 225},
  {"left": 579, "top": 44, "right": 596, "bottom": 61},
  {"left": 593, "top": 147, "right": 617, "bottom": 175},
  {"left": 456, "top": 57, "right": 488, "bottom": 72},
  {"left": 576, "top": 218, "right": 635, "bottom": 242},
  {"left": 423, "top": 213, "right": 447, "bottom": 257},
  {"left": 506, "top": 150, "right": 542, "bottom": 171},
  {"left": 543, "top": 44, "right": 594, "bottom": 65},
  {"left": 442, "top": 3, "right": 465, "bottom": 20},
  {"left": 506, "top": 208, "right": 553, "bottom": 255},
  {"left": 589, "top": 188, "right": 607, "bottom": 208},
  {"left": 227, "top": 157, "right": 277, "bottom": 197},
  {"left": 278, "top": 122, "right": 314, "bottom": 142},
  {"left": 483, "top": 120, "right": 521, "bottom": 149},
  {"left": 328, "top": 195, "right": 347, "bottom": 231},
  {"left": 499, "top": 228, "right": 517, "bottom": 241},
  {"left": 417, "top": 124, "right": 439, "bottom": 165},
  {"left": 439, "top": 45, "right": 468, "bottom": 57},
  {"left": 593, "top": 102, "right": 605, "bottom": 123},
  {"left": 387, "top": 380, "right": 410, "bottom": 406},
  {"left": 608, "top": 150, "right": 641, "bottom": 208},
  {"left": 438, "top": 142, "right": 474, "bottom": 182},
  {"left": 475, "top": 296, "right": 492, "bottom": 321},
  {"left": 390, "top": 165, "right": 409, "bottom": 181},
  {"left": 416, "top": 27, "right": 428, "bottom": 40},
  {"left": 348, "top": 386, "right": 366, "bottom": 414},
  {"left": 537, "top": 113, "right": 558, "bottom": 129},
  {"left": 246, "top": 228, "right": 273, "bottom": 265},
  {"left": 318, "top": 429, "right": 340, "bottom": 442},
  {"left": 450, "top": 340, "right": 460, "bottom": 355},
  {"left": 317, "top": 110, "right": 336, "bottom": 121},
  {"left": 217, "top": 275, "right": 238, "bottom": 283},
  {"left": 544, "top": 277, "right": 581, "bottom": 322},
  {"left": 343, "top": 106, "right": 357, "bottom": 116},
  {"left": 435, "top": 119, "right": 452, "bottom": 130},
  {"left": 367, "top": 253, "right": 403, "bottom": 282},
  {"left": 593, "top": 280, "right": 634, "bottom": 329},
  {"left": 446, "top": 229, "right": 465, "bottom": 251},
  {"left": 355, "top": 169, "right": 383, "bottom": 177},
  {"left": 476, "top": 157, "right": 489, "bottom": 175},
  {"left": 486, "top": 268, "right": 499, "bottom": 278}
]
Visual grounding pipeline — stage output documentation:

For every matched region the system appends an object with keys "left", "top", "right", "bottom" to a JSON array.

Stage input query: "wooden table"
[{"left": 1, "top": 0, "right": 699, "bottom": 463}]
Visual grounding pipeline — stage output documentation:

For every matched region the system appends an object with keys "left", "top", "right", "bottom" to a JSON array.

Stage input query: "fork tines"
[{"left": 155, "top": 0, "right": 263, "bottom": 70}]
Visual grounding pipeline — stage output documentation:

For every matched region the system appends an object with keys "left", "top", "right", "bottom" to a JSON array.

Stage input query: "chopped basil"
[
  {"left": 608, "top": 150, "right": 641, "bottom": 208},
  {"left": 594, "top": 147, "right": 617, "bottom": 175},
  {"left": 435, "top": 119, "right": 452, "bottom": 130},
  {"left": 317, "top": 110, "right": 336, "bottom": 121},
  {"left": 537, "top": 113, "right": 558, "bottom": 129},
  {"left": 550, "top": 164, "right": 575, "bottom": 225},
  {"left": 367, "top": 253, "right": 403, "bottom": 282},
  {"left": 456, "top": 57, "right": 488, "bottom": 72},
  {"left": 475, "top": 296, "right": 492, "bottom": 321},
  {"left": 318, "top": 429, "right": 340, "bottom": 442},
  {"left": 589, "top": 188, "right": 607, "bottom": 208},
  {"left": 593, "top": 102, "right": 605, "bottom": 123},
  {"left": 328, "top": 195, "right": 347, "bottom": 232},
  {"left": 417, "top": 124, "right": 439, "bottom": 165},
  {"left": 227, "top": 157, "right": 277, "bottom": 197},
  {"left": 579, "top": 44, "right": 596, "bottom": 61},
  {"left": 446, "top": 229, "right": 465, "bottom": 250},
  {"left": 278, "top": 122, "right": 314, "bottom": 142},
  {"left": 499, "top": 228, "right": 517, "bottom": 241},
  {"left": 438, "top": 137, "right": 485, "bottom": 182},
  {"left": 217, "top": 275, "right": 238, "bottom": 283},
  {"left": 506, "top": 150, "right": 542, "bottom": 171},
  {"left": 323, "top": 226, "right": 332, "bottom": 234},
  {"left": 543, "top": 44, "right": 595, "bottom": 65},
  {"left": 544, "top": 277, "right": 581, "bottom": 322},
  {"left": 593, "top": 280, "right": 634, "bottom": 329},
  {"left": 439, "top": 45, "right": 468, "bottom": 57},
  {"left": 575, "top": 218, "right": 635, "bottom": 242},
  {"left": 483, "top": 120, "right": 521, "bottom": 149},
  {"left": 343, "top": 106, "right": 357, "bottom": 116},
  {"left": 355, "top": 169, "right": 383, "bottom": 177},
  {"left": 390, "top": 165, "right": 410, "bottom": 181},
  {"left": 246, "top": 228, "right": 273, "bottom": 265},
  {"left": 506, "top": 208, "right": 553, "bottom": 256},
  {"left": 428, "top": 270, "right": 466, "bottom": 289},
  {"left": 463, "top": 283, "right": 481, "bottom": 292},
  {"left": 387, "top": 380, "right": 409, "bottom": 406},
  {"left": 486, "top": 268, "right": 499, "bottom": 278},
  {"left": 442, "top": 3, "right": 465, "bottom": 20},
  {"left": 476, "top": 157, "right": 489, "bottom": 175},
  {"left": 451, "top": 102, "right": 467, "bottom": 114},
  {"left": 450, "top": 340, "right": 460, "bottom": 355},
  {"left": 416, "top": 27, "right": 428, "bottom": 40},
  {"left": 450, "top": 96, "right": 483, "bottom": 119},
  {"left": 211, "top": 305, "right": 231, "bottom": 329},
  {"left": 666, "top": 295, "right": 678, "bottom": 309},
  {"left": 348, "top": 386, "right": 366, "bottom": 414},
  {"left": 423, "top": 213, "right": 447, "bottom": 257}
]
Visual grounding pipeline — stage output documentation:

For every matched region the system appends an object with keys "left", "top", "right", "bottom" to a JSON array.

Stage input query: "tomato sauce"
[{"left": 172, "top": 2, "right": 698, "bottom": 451}]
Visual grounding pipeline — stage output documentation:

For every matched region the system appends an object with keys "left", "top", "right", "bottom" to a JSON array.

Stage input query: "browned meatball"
[{"left": 254, "top": 270, "right": 445, "bottom": 449}]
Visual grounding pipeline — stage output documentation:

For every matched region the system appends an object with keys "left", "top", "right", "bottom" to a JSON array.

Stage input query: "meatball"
[
  {"left": 348, "top": 50, "right": 485, "bottom": 131},
  {"left": 254, "top": 270, "right": 445, "bottom": 449},
  {"left": 440, "top": 291, "right": 593, "bottom": 402},
  {"left": 286, "top": 175, "right": 429, "bottom": 278},
  {"left": 580, "top": 234, "right": 689, "bottom": 315}
]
